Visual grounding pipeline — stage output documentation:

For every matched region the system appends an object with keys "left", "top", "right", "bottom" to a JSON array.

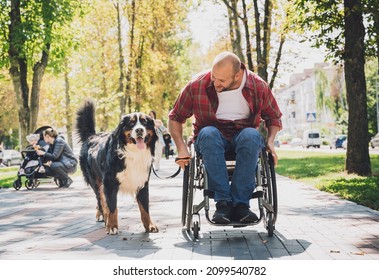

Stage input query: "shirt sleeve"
[
  {"left": 44, "top": 139, "right": 64, "bottom": 161},
  {"left": 261, "top": 83, "right": 283, "bottom": 129},
  {"left": 168, "top": 82, "right": 194, "bottom": 123}
]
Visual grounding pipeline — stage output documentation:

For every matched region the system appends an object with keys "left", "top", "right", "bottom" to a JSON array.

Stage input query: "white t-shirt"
[{"left": 216, "top": 70, "right": 250, "bottom": 121}]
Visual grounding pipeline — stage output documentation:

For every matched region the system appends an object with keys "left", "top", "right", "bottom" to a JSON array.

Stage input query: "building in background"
[{"left": 274, "top": 63, "right": 346, "bottom": 143}]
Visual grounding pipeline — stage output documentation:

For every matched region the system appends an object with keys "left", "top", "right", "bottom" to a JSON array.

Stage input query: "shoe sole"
[
  {"left": 239, "top": 215, "right": 258, "bottom": 223},
  {"left": 212, "top": 216, "right": 231, "bottom": 224}
]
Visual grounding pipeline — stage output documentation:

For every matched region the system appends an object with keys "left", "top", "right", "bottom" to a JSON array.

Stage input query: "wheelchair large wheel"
[
  {"left": 260, "top": 151, "right": 278, "bottom": 237},
  {"left": 182, "top": 156, "right": 195, "bottom": 230}
]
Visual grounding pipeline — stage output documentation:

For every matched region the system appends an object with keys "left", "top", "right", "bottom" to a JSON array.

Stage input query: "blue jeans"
[{"left": 195, "top": 126, "right": 265, "bottom": 207}]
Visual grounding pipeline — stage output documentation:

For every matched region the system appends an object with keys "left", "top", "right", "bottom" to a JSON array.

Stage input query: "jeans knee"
[
  {"left": 196, "top": 126, "right": 224, "bottom": 152},
  {"left": 198, "top": 126, "right": 220, "bottom": 140},
  {"left": 236, "top": 128, "right": 264, "bottom": 149}
]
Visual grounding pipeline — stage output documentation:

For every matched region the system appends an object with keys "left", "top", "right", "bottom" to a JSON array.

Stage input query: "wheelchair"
[{"left": 182, "top": 143, "right": 278, "bottom": 239}]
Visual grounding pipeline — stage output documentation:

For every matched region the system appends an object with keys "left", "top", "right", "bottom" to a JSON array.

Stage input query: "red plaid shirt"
[{"left": 169, "top": 64, "right": 282, "bottom": 140}]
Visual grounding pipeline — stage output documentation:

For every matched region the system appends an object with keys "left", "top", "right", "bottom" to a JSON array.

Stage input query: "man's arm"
[
  {"left": 168, "top": 119, "right": 190, "bottom": 159},
  {"left": 266, "top": 125, "right": 280, "bottom": 166}
]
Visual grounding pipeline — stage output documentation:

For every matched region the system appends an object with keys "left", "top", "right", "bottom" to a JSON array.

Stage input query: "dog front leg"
[
  {"left": 103, "top": 181, "right": 119, "bottom": 235},
  {"left": 136, "top": 185, "right": 158, "bottom": 233}
]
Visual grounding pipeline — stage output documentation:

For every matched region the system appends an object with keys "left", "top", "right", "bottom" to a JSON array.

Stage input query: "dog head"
[{"left": 114, "top": 112, "right": 157, "bottom": 152}]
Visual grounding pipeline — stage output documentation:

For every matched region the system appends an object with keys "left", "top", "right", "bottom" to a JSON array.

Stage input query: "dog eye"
[{"left": 140, "top": 118, "right": 148, "bottom": 125}]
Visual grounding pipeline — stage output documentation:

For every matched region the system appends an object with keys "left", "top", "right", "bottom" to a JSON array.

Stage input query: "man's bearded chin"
[{"left": 214, "top": 79, "right": 237, "bottom": 92}]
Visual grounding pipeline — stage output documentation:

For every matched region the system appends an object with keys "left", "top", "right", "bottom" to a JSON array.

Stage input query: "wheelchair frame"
[{"left": 182, "top": 144, "right": 278, "bottom": 239}]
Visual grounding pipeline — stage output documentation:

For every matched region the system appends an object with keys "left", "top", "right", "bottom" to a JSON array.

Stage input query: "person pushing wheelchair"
[{"left": 168, "top": 51, "right": 282, "bottom": 224}]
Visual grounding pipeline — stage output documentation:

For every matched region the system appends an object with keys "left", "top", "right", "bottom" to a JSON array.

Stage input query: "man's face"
[{"left": 211, "top": 64, "right": 239, "bottom": 93}]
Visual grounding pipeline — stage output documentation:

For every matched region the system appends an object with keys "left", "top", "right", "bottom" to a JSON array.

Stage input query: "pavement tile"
[{"left": 0, "top": 158, "right": 378, "bottom": 261}]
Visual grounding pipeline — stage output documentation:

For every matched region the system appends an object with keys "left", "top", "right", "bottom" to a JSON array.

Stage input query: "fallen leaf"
[
  {"left": 351, "top": 251, "right": 365, "bottom": 255},
  {"left": 330, "top": 250, "right": 340, "bottom": 253}
]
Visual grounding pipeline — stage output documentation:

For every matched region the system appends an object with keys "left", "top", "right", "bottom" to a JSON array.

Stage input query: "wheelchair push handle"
[{"left": 175, "top": 156, "right": 191, "bottom": 170}]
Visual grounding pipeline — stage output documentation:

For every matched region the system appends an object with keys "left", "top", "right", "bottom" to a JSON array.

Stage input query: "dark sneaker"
[
  {"left": 233, "top": 204, "right": 258, "bottom": 223},
  {"left": 61, "top": 177, "right": 73, "bottom": 188},
  {"left": 212, "top": 201, "right": 233, "bottom": 224}
]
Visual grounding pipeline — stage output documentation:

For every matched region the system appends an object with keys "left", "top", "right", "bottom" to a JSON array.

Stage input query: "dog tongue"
[{"left": 136, "top": 138, "right": 146, "bottom": 150}]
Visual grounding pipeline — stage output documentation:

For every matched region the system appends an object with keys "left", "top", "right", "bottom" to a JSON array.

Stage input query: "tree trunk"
[
  {"left": 344, "top": 0, "right": 371, "bottom": 175},
  {"left": 115, "top": 1, "right": 126, "bottom": 117},
  {"left": 8, "top": 0, "right": 51, "bottom": 149},
  {"left": 8, "top": 0, "right": 29, "bottom": 149},
  {"left": 31, "top": 46, "right": 49, "bottom": 133},
  {"left": 125, "top": 0, "right": 136, "bottom": 114},
  {"left": 224, "top": 0, "right": 244, "bottom": 61},
  {"left": 64, "top": 65, "right": 73, "bottom": 148},
  {"left": 260, "top": 0, "right": 272, "bottom": 81},
  {"left": 135, "top": 36, "right": 145, "bottom": 112},
  {"left": 269, "top": 33, "right": 285, "bottom": 89},
  {"left": 241, "top": 0, "right": 254, "bottom": 70}
]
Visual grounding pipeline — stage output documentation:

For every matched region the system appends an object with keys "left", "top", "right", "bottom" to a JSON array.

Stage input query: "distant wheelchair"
[{"left": 182, "top": 143, "right": 278, "bottom": 239}]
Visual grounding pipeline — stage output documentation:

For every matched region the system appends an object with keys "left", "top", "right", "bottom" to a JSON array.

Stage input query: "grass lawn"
[
  {"left": 0, "top": 166, "right": 82, "bottom": 189},
  {"left": 276, "top": 149, "right": 379, "bottom": 211}
]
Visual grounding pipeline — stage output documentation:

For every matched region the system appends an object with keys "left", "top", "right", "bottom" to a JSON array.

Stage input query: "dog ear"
[
  {"left": 146, "top": 115, "right": 158, "bottom": 155},
  {"left": 146, "top": 115, "right": 155, "bottom": 130},
  {"left": 113, "top": 114, "right": 130, "bottom": 145}
]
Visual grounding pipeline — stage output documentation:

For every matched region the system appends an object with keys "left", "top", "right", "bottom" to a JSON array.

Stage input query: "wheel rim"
[{"left": 25, "top": 180, "right": 34, "bottom": 190}]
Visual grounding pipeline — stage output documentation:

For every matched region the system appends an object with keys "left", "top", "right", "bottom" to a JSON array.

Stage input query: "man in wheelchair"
[{"left": 168, "top": 52, "right": 282, "bottom": 224}]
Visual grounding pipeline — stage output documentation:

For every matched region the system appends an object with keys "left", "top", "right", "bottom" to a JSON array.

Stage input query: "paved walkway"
[{"left": 0, "top": 158, "right": 378, "bottom": 260}]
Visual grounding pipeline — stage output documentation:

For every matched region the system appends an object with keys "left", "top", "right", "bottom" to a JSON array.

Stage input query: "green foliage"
[
  {"left": 366, "top": 59, "right": 379, "bottom": 136},
  {"left": 293, "top": 0, "right": 378, "bottom": 62},
  {"left": 319, "top": 177, "right": 379, "bottom": 210},
  {"left": 276, "top": 150, "right": 379, "bottom": 210},
  {"left": 0, "top": 0, "right": 84, "bottom": 68}
]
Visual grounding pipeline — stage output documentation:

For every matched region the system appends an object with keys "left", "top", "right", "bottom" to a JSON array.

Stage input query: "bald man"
[{"left": 169, "top": 52, "right": 282, "bottom": 224}]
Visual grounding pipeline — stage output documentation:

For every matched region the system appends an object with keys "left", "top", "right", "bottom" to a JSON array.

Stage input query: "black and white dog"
[{"left": 76, "top": 100, "right": 158, "bottom": 234}]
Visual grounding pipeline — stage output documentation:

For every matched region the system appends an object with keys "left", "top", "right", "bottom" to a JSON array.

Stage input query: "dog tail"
[{"left": 76, "top": 99, "right": 96, "bottom": 143}]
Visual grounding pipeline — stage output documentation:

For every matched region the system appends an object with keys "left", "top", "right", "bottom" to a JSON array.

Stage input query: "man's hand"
[{"left": 266, "top": 142, "right": 278, "bottom": 166}]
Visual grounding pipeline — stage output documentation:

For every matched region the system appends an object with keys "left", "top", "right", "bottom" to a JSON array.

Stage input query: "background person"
[
  {"left": 36, "top": 128, "right": 77, "bottom": 188},
  {"left": 0, "top": 145, "right": 3, "bottom": 167},
  {"left": 168, "top": 51, "right": 282, "bottom": 224},
  {"left": 163, "top": 132, "right": 172, "bottom": 159},
  {"left": 149, "top": 110, "right": 168, "bottom": 171}
]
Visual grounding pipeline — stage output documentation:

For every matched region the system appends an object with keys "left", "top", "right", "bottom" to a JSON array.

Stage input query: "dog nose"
[{"left": 135, "top": 128, "right": 144, "bottom": 136}]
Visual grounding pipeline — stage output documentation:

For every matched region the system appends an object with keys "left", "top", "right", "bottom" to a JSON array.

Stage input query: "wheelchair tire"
[
  {"left": 192, "top": 221, "right": 200, "bottom": 239},
  {"left": 267, "top": 213, "right": 274, "bottom": 237},
  {"left": 182, "top": 165, "right": 190, "bottom": 226},
  {"left": 182, "top": 157, "right": 195, "bottom": 229},
  {"left": 261, "top": 151, "right": 278, "bottom": 236},
  {"left": 268, "top": 153, "right": 278, "bottom": 224}
]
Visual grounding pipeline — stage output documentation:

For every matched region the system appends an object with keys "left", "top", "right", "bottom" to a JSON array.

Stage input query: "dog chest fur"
[{"left": 116, "top": 145, "right": 152, "bottom": 196}]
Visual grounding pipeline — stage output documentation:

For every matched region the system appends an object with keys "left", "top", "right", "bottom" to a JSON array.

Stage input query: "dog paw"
[
  {"left": 147, "top": 224, "right": 159, "bottom": 233},
  {"left": 96, "top": 210, "right": 104, "bottom": 222},
  {"left": 107, "top": 227, "right": 119, "bottom": 235}
]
